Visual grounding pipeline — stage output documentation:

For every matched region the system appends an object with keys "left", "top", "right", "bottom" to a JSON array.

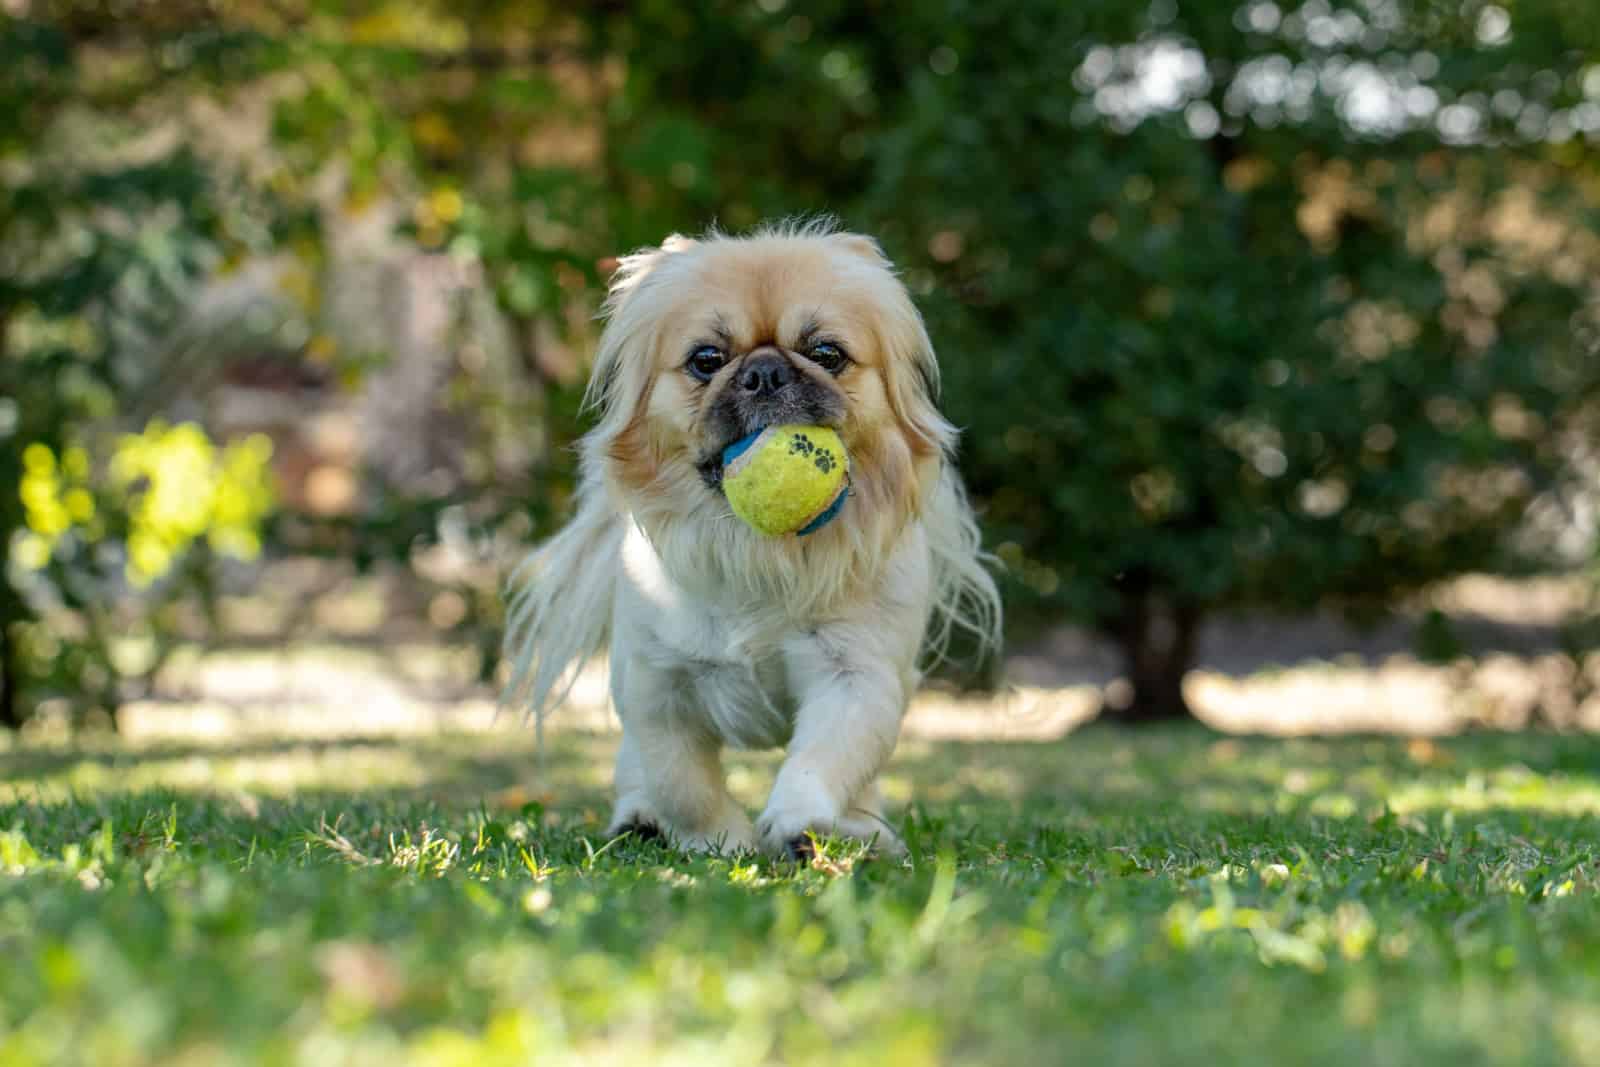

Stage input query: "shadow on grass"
[
  {"left": 5, "top": 724, "right": 1598, "bottom": 832},
  {"left": 1012, "top": 609, "right": 1578, "bottom": 688},
  {"left": 886, "top": 723, "right": 1600, "bottom": 822},
  {"left": 1, "top": 735, "right": 421, "bottom": 781},
  {"left": 0, "top": 730, "right": 619, "bottom": 815}
]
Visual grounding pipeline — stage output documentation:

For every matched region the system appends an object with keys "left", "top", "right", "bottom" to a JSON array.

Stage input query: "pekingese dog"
[{"left": 504, "top": 219, "right": 1000, "bottom": 857}]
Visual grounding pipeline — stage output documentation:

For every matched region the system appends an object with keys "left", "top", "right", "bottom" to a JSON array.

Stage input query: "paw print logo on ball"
[{"left": 723, "top": 424, "right": 849, "bottom": 537}]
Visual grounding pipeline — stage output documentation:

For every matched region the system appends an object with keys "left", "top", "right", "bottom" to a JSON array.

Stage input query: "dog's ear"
[
  {"left": 829, "top": 231, "right": 891, "bottom": 267},
  {"left": 606, "top": 234, "right": 698, "bottom": 298},
  {"left": 823, "top": 231, "right": 949, "bottom": 455},
  {"left": 585, "top": 235, "right": 700, "bottom": 416},
  {"left": 876, "top": 287, "right": 953, "bottom": 457}
]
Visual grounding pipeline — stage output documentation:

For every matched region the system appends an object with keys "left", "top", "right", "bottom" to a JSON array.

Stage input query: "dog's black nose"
[{"left": 738, "top": 352, "right": 796, "bottom": 397}]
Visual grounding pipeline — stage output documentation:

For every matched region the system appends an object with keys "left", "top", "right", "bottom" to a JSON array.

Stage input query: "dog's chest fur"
[{"left": 614, "top": 523, "right": 814, "bottom": 749}]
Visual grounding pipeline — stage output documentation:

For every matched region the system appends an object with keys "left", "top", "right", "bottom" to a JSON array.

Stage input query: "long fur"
[
  {"left": 503, "top": 219, "right": 1001, "bottom": 735},
  {"left": 501, "top": 453, "right": 624, "bottom": 745}
]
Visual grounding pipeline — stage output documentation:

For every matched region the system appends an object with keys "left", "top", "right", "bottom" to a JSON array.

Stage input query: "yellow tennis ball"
[{"left": 721, "top": 424, "right": 850, "bottom": 537}]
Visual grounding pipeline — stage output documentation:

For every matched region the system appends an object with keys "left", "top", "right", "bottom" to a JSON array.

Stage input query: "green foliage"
[
  {"left": 390, "top": 0, "right": 1600, "bottom": 710},
  {"left": 5, "top": 423, "right": 276, "bottom": 726},
  {"left": 7, "top": 2, "right": 1600, "bottom": 722},
  {"left": 832, "top": 1, "right": 1600, "bottom": 713},
  {"left": 18, "top": 425, "right": 274, "bottom": 588},
  {"left": 866, "top": 1, "right": 1600, "bottom": 626},
  {"left": 12, "top": 426, "right": 274, "bottom": 721},
  {"left": 0, "top": 14, "right": 282, "bottom": 726},
  {"left": 2, "top": 726, "right": 1599, "bottom": 1062}
]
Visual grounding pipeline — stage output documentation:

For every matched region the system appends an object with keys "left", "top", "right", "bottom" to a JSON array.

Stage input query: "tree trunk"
[
  {"left": 0, "top": 620, "right": 19, "bottom": 731},
  {"left": 1, "top": 301, "right": 20, "bottom": 731},
  {"left": 1108, "top": 590, "right": 1201, "bottom": 724}
]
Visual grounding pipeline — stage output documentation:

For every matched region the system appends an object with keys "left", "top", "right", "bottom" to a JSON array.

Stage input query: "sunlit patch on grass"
[
  {"left": 1385, "top": 767, "right": 1600, "bottom": 816},
  {"left": 2, "top": 724, "right": 1598, "bottom": 1064}
]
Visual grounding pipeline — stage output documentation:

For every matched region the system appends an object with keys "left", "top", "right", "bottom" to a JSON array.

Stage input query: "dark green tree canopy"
[{"left": 5, "top": 1, "right": 1598, "bottom": 725}]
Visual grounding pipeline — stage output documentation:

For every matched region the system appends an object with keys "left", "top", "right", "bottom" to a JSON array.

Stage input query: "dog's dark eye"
[
  {"left": 685, "top": 345, "right": 726, "bottom": 382},
  {"left": 806, "top": 342, "right": 849, "bottom": 374}
]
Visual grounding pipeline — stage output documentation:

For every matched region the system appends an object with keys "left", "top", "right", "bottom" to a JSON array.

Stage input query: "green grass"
[{"left": 3, "top": 724, "right": 1600, "bottom": 1066}]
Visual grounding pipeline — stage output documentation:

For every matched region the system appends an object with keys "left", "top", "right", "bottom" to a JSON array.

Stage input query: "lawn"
[{"left": 3, "top": 723, "right": 1599, "bottom": 1066}]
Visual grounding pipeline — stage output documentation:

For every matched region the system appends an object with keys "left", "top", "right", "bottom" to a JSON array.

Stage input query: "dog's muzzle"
[{"left": 698, "top": 353, "right": 844, "bottom": 491}]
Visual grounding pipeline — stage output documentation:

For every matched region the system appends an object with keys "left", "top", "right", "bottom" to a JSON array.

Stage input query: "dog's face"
[{"left": 584, "top": 227, "right": 955, "bottom": 554}]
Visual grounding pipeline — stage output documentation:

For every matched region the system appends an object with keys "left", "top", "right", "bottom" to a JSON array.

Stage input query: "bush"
[
  {"left": 857, "top": 0, "right": 1600, "bottom": 717},
  {"left": 0, "top": 16, "right": 281, "bottom": 727},
  {"left": 7, "top": 3, "right": 1599, "bottom": 726}
]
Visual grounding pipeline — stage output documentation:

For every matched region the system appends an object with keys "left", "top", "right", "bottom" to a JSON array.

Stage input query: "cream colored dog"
[{"left": 505, "top": 220, "right": 999, "bottom": 857}]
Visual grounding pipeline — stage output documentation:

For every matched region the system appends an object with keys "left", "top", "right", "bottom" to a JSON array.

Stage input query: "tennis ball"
[{"left": 721, "top": 424, "right": 850, "bottom": 537}]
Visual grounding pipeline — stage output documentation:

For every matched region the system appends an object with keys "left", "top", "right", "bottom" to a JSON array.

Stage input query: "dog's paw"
[
  {"left": 784, "top": 833, "right": 816, "bottom": 861},
  {"left": 757, "top": 801, "right": 821, "bottom": 857},
  {"left": 606, "top": 793, "right": 664, "bottom": 848},
  {"left": 757, "top": 805, "right": 904, "bottom": 859},
  {"left": 610, "top": 816, "right": 665, "bottom": 843},
  {"left": 607, "top": 795, "right": 757, "bottom": 856},
  {"left": 759, "top": 771, "right": 906, "bottom": 858}
]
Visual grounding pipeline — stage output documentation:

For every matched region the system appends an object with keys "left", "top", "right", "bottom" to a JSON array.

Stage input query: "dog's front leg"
[
  {"left": 758, "top": 634, "right": 910, "bottom": 857},
  {"left": 606, "top": 655, "right": 758, "bottom": 855}
]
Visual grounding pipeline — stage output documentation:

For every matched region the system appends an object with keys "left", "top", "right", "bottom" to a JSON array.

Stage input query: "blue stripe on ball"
[
  {"left": 796, "top": 482, "right": 849, "bottom": 537},
  {"left": 721, "top": 428, "right": 768, "bottom": 480}
]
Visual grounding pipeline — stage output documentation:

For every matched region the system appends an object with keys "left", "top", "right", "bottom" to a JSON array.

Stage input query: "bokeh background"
[{"left": 3, "top": 0, "right": 1599, "bottom": 738}]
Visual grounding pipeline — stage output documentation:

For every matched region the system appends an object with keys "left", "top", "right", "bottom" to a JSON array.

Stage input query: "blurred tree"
[
  {"left": 1, "top": 1, "right": 623, "bottom": 723},
  {"left": 0, "top": 10, "right": 281, "bottom": 727},
  {"left": 7, "top": 0, "right": 1600, "bottom": 730},
  {"left": 856, "top": 0, "right": 1600, "bottom": 720},
  {"left": 523, "top": 1, "right": 1600, "bottom": 719}
]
